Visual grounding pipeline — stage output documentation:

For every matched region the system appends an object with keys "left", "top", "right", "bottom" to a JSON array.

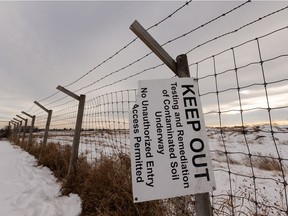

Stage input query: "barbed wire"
[
  {"left": 67, "top": 4, "right": 288, "bottom": 100},
  {"left": 29, "top": 1, "right": 192, "bottom": 106},
  {"left": 162, "top": 0, "right": 251, "bottom": 47},
  {"left": 37, "top": 91, "right": 60, "bottom": 103},
  {"left": 37, "top": 63, "right": 164, "bottom": 110},
  {"left": 24, "top": 2, "right": 194, "bottom": 113},
  {"left": 191, "top": 25, "right": 288, "bottom": 67},
  {"left": 189, "top": 20, "right": 288, "bottom": 214},
  {"left": 37, "top": 1, "right": 251, "bottom": 110},
  {"left": 16, "top": 2, "right": 288, "bottom": 119},
  {"left": 186, "top": 4, "right": 288, "bottom": 55},
  {"left": 188, "top": 25, "right": 288, "bottom": 85},
  {"left": 64, "top": 0, "right": 192, "bottom": 88},
  {"left": 69, "top": 0, "right": 250, "bottom": 95}
]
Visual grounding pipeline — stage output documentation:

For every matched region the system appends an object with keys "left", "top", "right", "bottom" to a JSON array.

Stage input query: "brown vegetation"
[
  {"left": 249, "top": 155, "right": 282, "bottom": 172},
  {"left": 12, "top": 138, "right": 196, "bottom": 215}
]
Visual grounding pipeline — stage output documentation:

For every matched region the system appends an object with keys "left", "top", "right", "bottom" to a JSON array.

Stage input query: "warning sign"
[{"left": 129, "top": 78, "right": 216, "bottom": 203}]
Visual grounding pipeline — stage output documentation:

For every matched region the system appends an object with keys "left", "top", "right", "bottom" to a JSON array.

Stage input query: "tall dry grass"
[
  {"left": 12, "top": 138, "right": 191, "bottom": 215},
  {"left": 9, "top": 128, "right": 286, "bottom": 215}
]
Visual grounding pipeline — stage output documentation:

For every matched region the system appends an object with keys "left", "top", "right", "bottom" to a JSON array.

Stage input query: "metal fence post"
[
  {"left": 10, "top": 120, "right": 18, "bottom": 141},
  {"left": 34, "top": 101, "right": 53, "bottom": 148},
  {"left": 56, "top": 85, "right": 86, "bottom": 178},
  {"left": 177, "top": 54, "right": 213, "bottom": 216},
  {"left": 13, "top": 118, "right": 22, "bottom": 145},
  {"left": 8, "top": 121, "right": 11, "bottom": 139},
  {"left": 22, "top": 111, "right": 36, "bottom": 150},
  {"left": 16, "top": 115, "right": 28, "bottom": 145},
  {"left": 130, "top": 20, "right": 213, "bottom": 216},
  {"left": 9, "top": 121, "right": 13, "bottom": 140}
]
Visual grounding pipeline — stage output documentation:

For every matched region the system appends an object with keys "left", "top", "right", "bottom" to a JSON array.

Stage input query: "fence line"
[
  {"left": 188, "top": 23, "right": 288, "bottom": 215},
  {"left": 33, "top": 22, "right": 288, "bottom": 215},
  {"left": 3, "top": 2, "right": 288, "bottom": 215}
]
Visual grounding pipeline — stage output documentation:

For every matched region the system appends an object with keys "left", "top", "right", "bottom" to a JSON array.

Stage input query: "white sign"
[{"left": 129, "top": 78, "right": 216, "bottom": 203}]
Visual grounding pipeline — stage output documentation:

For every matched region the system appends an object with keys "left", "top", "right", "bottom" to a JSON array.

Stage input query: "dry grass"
[
  {"left": 61, "top": 151, "right": 174, "bottom": 215},
  {"left": 12, "top": 138, "right": 189, "bottom": 215},
  {"left": 71, "top": 154, "right": 167, "bottom": 216},
  {"left": 9, "top": 131, "right": 286, "bottom": 215},
  {"left": 212, "top": 187, "right": 287, "bottom": 216},
  {"left": 39, "top": 143, "right": 71, "bottom": 179},
  {"left": 244, "top": 154, "right": 282, "bottom": 172},
  {"left": 252, "top": 156, "right": 282, "bottom": 172},
  {"left": 17, "top": 140, "right": 71, "bottom": 180}
]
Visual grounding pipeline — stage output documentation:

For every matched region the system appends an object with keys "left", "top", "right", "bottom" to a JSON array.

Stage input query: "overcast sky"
[{"left": 1, "top": 1, "right": 288, "bottom": 128}]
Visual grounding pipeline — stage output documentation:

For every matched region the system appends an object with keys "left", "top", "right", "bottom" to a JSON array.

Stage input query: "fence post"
[
  {"left": 10, "top": 120, "right": 18, "bottom": 141},
  {"left": 130, "top": 20, "right": 213, "bottom": 216},
  {"left": 34, "top": 101, "right": 53, "bottom": 148},
  {"left": 22, "top": 111, "right": 36, "bottom": 150},
  {"left": 16, "top": 115, "right": 28, "bottom": 145},
  {"left": 8, "top": 121, "right": 12, "bottom": 140},
  {"left": 13, "top": 118, "right": 22, "bottom": 145},
  {"left": 56, "top": 85, "right": 86, "bottom": 178},
  {"left": 176, "top": 54, "right": 213, "bottom": 216},
  {"left": 8, "top": 121, "right": 11, "bottom": 139}
]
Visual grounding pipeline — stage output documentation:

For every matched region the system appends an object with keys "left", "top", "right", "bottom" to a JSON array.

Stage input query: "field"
[{"left": 31, "top": 124, "right": 288, "bottom": 215}]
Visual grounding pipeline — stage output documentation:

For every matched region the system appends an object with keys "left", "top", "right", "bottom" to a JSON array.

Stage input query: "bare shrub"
[{"left": 212, "top": 188, "right": 286, "bottom": 216}]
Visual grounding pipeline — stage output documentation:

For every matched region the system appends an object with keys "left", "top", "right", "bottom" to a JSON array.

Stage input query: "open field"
[{"left": 31, "top": 124, "right": 288, "bottom": 215}]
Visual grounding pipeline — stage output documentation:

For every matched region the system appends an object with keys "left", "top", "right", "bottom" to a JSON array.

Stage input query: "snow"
[
  {"left": 31, "top": 125, "right": 288, "bottom": 214},
  {"left": 0, "top": 140, "right": 81, "bottom": 216},
  {"left": 208, "top": 125, "right": 288, "bottom": 215},
  {"left": 34, "top": 130, "right": 129, "bottom": 162}
]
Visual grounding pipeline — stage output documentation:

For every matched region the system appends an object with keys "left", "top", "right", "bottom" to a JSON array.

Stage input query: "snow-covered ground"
[
  {"left": 33, "top": 125, "right": 288, "bottom": 214},
  {"left": 0, "top": 140, "right": 81, "bottom": 216},
  {"left": 207, "top": 125, "right": 288, "bottom": 215},
  {"left": 35, "top": 130, "right": 129, "bottom": 162}
]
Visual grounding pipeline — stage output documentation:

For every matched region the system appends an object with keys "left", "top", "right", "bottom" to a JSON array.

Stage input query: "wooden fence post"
[
  {"left": 130, "top": 20, "right": 213, "bottom": 216},
  {"left": 22, "top": 111, "right": 36, "bottom": 150},
  {"left": 16, "top": 115, "right": 28, "bottom": 145},
  {"left": 56, "top": 85, "right": 86, "bottom": 179}
]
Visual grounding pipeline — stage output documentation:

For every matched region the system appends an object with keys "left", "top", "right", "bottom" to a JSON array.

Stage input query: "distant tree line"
[{"left": 0, "top": 126, "right": 10, "bottom": 138}]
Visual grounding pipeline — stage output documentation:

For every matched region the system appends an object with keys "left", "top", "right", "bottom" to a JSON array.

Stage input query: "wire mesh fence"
[
  {"left": 30, "top": 23, "right": 288, "bottom": 213},
  {"left": 189, "top": 24, "right": 288, "bottom": 215},
  {"left": 3, "top": 1, "right": 288, "bottom": 215}
]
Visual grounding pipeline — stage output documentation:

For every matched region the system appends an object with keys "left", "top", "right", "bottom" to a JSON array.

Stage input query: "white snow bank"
[{"left": 0, "top": 140, "right": 81, "bottom": 216}]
